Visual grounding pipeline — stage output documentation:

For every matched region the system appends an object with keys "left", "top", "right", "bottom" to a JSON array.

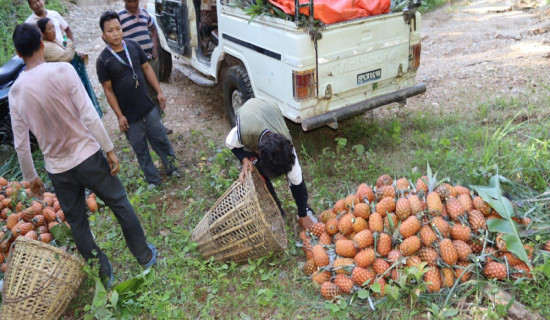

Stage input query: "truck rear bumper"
[{"left": 301, "top": 83, "right": 427, "bottom": 131}]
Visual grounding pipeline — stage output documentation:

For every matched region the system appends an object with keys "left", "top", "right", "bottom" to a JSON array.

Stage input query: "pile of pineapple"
[
  {"left": 0, "top": 176, "right": 99, "bottom": 276},
  {"left": 301, "top": 173, "right": 538, "bottom": 300}
]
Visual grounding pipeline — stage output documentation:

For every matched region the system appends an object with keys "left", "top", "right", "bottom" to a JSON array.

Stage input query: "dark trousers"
[
  {"left": 48, "top": 151, "right": 151, "bottom": 268},
  {"left": 126, "top": 107, "right": 177, "bottom": 184}
]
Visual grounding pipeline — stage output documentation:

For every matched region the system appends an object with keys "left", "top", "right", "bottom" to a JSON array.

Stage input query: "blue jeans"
[
  {"left": 48, "top": 151, "right": 151, "bottom": 273},
  {"left": 126, "top": 107, "right": 177, "bottom": 184}
]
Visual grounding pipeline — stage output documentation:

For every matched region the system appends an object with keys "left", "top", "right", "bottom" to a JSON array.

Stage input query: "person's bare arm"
[
  {"left": 65, "top": 25, "right": 74, "bottom": 42},
  {"left": 142, "top": 61, "right": 166, "bottom": 109},
  {"left": 150, "top": 26, "right": 159, "bottom": 59},
  {"left": 100, "top": 80, "right": 129, "bottom": 132}
]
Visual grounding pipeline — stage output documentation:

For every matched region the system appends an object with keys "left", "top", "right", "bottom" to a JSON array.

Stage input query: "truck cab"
[{"left": 149, "top": 0, "right": 425, "bottom": 130}]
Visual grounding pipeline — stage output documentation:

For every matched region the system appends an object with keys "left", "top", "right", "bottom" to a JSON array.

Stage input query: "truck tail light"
[
  {"left": 293, "top": 69, "right": 316, "bottom": 101},
  {"left": 409, "top": 43, "right": 421, "bottom": 71}
]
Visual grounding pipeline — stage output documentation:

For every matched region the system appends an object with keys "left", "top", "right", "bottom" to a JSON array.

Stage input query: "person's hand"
[
  {"left": 106, "top": 150, "right": 120, "bottom": 176},
  {"left": 118, "top": 115, "right": 129, "bottom": 132},
  {"left": 158, "top": 92, "right": 167, "bottom": 111},
  {"left": 299, "top": 215, "right": 315, "bottom": 230},
  {"left": 239, "top": 158, "right": 254, "bottom": 182},
  {"left": 152, "top": 48, "right": 158, "bottom": 60},
  {"left": 30, "top": 177, "right": 44, "bottom": 198}
]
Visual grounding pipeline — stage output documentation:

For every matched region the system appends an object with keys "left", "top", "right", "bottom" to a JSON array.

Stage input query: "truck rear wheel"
[
  {"left": 222, "top": 65, "right": 254, "bottom": 127},
  {"left": 157, "top": 42, "right": 172, "bottom": 81}
]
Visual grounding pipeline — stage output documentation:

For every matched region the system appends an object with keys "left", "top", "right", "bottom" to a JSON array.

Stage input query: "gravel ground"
[{"left": 63, "top": 0, "right": 550, "bottom": 150}]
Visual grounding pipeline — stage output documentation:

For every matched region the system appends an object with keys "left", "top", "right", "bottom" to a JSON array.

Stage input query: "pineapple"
[
  {"left": 319, "top": 210, "right": 337, "bottom": 223},
  {"left": 320, "top": 282, "right": 340, "bottom": 300},
  {"left": 352, "top": 266, "right": 375, "bottom": 286},
  {"left": 387, "top": 249, "right": 402, "bottom": 263},
  {"left": 375, "top": 197, "right": 395, "bottom": 217},
  {"left": 473, "top": 196, "right": 491, "bottom": 216},
  {"left": 373, "top": 258, "right": 390, "bottom": 276},
  {"left": 334, "top": 274, "right": 354, "bottom": 293},
  {"left": 351, "top": 216, "right": 368, "bottom": 233},
  {"left": 451, "top": 224, "right": 471, "bottom": 242},
  {"left": 395, "top": 177, "right": 410, "bottom": 193},
  {"left": 431, "top": 216, "right": 450, "bottom": 238},
  {"left": 356, "top": 183, "right": 374, "bottom": 203},
  {"left": 441, "top": 267, "right": 455, "bottom": 288},
  {"left": 312, "top": 270, "right": 332, "bottom": 285},
  {"left": 368, "top": 212, "right": 384, "bottom": 233},
  {"left": 333, "top": 258, "right": 355, "bottom": 275},
  {"left": 43, "top": 207, "right": 56, "bottom": 222},
  {"left": 312, "top": 245, "right": 329, "bottom": 268},
  {"left": 326, "top": 218, "right": 339, "bottom": 235},
  {"left": 354, "top": 248, "right": 376, "bottom": 268},
  {"left": 484, "top": 261, "right": 507, "bottom": 280},
  {"left": 86, "top": 193, "right": 99, "bottom": 213},
  {"left": 426, "top": 192, "right": 444, "bottom": 214},
  {"left": 399, "top": 216, "right": 421, "bottom": 238},
  {"left": 416, "top": 176, "right": 428, "bottom": 194},
  {"left": 334, "top": 198, "right": 347, "bottom": 214},
  {"left": 468, "top": 210, "right": 486, "bottom": 231},
  {"left": 454, "top": 262, "right": 472, "bottom": 282},
  {"left": 319, "top": 232, "right": 332, "bottom": 246},
  {"left": 458, "top": 194, "right": 473, "bottom": 212},
  {"left": 353, "top": 202, "right": 370, "bottom": 220},
  {"left": 303, "top": 259, "right": 316, "bottom": 275},
  {"left": 335, "top": 239, "right": 357, "bottom": 258},
  {"left": 408, "top": 195, "right": 424, "bottom": 215},
  {"left": 400, "top": 236, "right": 421, "bottom": 256},
  {"left": 377, "top": 232, "right": 392, "bottom": 257},
  {"left": 376, "top": 174, "right": 393, "bottom": 188},
  {"left": 420, "top": 225, "right": 437, "bottom": 247},
  {"left": 434, "top": 184, "right": 450, "bottom": 202},
  {"left": 406, "top": 255, "right": 422, "bottom": 268},
  {"left": 353, "top": 230, "right": 374, "bottom": 249},
  {"left": 439, "top": 238, "right": 458, "bottom": 266},
  {"left": 453, "top": 240, "right": 472, "bottom": 261},
  {"left": 338, "top": 213, "right": 354, "bottom": 235},
  {"left": 376, "top": 186, "right": 396, "bottom": 201},
  {"left": 425, "top": 266, "right": 441, "bottom": 293},
  {"left": 445, "top": 197, "right": 465, "bottom": 221},
  {"left": 395, "top": 198, "right": 411, "bottom": 221},
  {"left": 453, "top": 185, "right": 470, "bottom": 196},
  {"left": 502, "top": 252, "right": 522, "bottom": 267},
  {"left": 309, "top": 222, "right": 326, "bottom": 237},
  {"left": 418, "top": 247, "right": 439, "bottom": 266}
]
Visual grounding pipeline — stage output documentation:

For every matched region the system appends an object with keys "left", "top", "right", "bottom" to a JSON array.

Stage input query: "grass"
[
  {"left": 1, "top": 86, "right": 549, "bottom": 318},
  {"left": 0, "top": 0, "right": 66, "bottom": 65}
]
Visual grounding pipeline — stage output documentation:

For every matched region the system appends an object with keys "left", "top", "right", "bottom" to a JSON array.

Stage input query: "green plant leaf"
[
  {"left": 109, "top": 290, "right": 119, "bottom": 307},
  {"left": 486, "top": 219, "right": 515, "bottom": 234},
  {"left": 49, "top": 223, "right": 73, "bottom": 247},
  {"left": 113, "top": 269, "right": 151, "bottom": 295},
  {"left": 472, "top": 172, "right": 529, "bottom": 265},
  {"left": 501, "top": 234, "right": 529, "bottom": 262},
  {"left": 357, "top": 289, "right": 369, "bottom": 299}
]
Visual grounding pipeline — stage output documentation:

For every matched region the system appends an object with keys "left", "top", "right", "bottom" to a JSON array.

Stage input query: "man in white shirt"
[
  {"left": 10, "top": 23, "right": 156, "bottom": 288},
  {"left": 26, "top": 0, "right": 73, "bottom": 43}
]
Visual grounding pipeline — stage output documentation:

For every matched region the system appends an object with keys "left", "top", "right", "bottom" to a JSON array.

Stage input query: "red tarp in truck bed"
[{"left": 267, "top": 0, "right": 391, "bottom": 24}]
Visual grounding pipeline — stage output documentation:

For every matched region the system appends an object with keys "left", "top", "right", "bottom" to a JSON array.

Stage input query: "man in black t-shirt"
[{"left": 96, "top": 10, "right": 179, "bottom": 188}]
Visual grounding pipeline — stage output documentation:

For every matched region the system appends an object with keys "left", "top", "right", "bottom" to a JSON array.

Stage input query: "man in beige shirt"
[{"left": 10, "top": 23, "right": 156, "bottom": 287}]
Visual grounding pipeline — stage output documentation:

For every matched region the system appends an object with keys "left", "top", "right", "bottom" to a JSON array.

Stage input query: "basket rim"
[{"left": 11, "top": 236, "right": 86, "bottom": 267}]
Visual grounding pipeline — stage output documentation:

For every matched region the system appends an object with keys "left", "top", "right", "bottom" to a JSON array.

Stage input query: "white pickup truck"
[{"left": 148, "top": 0, "right": 425, "bottom": 130}]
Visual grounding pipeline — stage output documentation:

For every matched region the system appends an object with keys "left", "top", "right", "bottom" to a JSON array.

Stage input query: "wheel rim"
[{"left": 231, "top": 89, "right": 244, "bottom": 113}]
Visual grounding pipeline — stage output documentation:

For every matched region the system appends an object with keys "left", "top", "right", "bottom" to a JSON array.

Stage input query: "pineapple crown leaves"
[
  {"left": 471, "top": 173, "right": 531, "bottom": 267},
  {"left": 424, "top": 162, "right": 449, "bottom": 193}
]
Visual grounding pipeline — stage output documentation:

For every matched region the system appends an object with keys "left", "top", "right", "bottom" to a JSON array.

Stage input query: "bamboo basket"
[
  {"left": 191, "top": 169, "right": 288, "bottom": 262},
  {"left": 0, "top": 237, "right": 86, "bottom": 320}
]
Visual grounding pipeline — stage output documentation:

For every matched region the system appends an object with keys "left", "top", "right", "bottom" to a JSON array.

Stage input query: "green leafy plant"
[
  {"left": 83, "top": 268, "right": 153, "bottom": 320},
  {"left": 471, "top": 173, "right": 530, "bottom": 264}
]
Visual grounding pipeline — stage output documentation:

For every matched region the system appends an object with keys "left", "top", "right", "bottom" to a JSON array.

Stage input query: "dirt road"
[{"left": 64, "top": 0, "right": 550, "bottom": 148}]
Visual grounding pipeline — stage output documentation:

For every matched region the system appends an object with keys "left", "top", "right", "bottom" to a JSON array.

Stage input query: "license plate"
[{"left": 357, "top": 69, "right": 381, "bottom": 85}]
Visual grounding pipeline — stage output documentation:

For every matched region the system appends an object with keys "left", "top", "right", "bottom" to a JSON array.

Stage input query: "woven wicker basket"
[
  {"left": 0, "top": 237, "right": 86, "bottom": 320},
  {"left": 191, "top": 169, "right": 288, "bottom": 262}
]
